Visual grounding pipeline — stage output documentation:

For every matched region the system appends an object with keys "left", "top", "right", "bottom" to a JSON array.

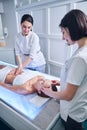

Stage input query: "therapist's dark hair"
[
  {"left": 59, "top": 9, "right": 87, "bottom": 41},
  {"left": 21, "top": 14, "right": 33, "bottom": 25}
]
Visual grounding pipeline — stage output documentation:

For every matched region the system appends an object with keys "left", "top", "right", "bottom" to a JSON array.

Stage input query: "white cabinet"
[{"left": 0, "top": 48, "right": 16, "bottom": 65}]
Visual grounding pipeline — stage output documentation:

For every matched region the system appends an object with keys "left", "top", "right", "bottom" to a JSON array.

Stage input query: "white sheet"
[{"left": 29, "top": 95, "right": 49, "bottom": 108}]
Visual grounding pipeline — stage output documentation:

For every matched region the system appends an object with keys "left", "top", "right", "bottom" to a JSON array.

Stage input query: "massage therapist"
[{"left": 14, "top": 14, "right": 46, "bottom": 74}]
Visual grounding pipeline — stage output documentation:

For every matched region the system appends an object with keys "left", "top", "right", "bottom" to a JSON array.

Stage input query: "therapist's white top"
[
  {"left": 60, "top": 46, "right": 87, "bottom": 122},
  {"left": 15, "top": 31, "right": 46, "bottom": 68}
]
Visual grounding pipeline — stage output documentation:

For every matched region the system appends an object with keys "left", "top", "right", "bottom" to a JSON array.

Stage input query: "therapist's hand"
[
  {"left": 41, "top": 86, "right": 53, "bottom": 97},
  {"left": 51, "top": 80, "right": 60, "bottom": 85},
  {"left": 15, "top": 66, "right": 23, "bottom": 75},
  {"left": 32, "top": 76, "right": 45, "bottom": 93},
  {"left": 9, "top": 69, "right": 17, "bottom": 75}
]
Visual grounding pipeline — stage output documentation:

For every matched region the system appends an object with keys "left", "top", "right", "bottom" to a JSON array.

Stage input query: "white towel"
[
  {"left": 0, "top": 66, "right": 15, "bottom": 82},
  {"left": 13, "top": 70, "right": 41, "bottom": 85}
]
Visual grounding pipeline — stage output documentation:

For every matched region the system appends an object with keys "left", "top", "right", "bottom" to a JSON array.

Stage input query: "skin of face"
[
  {"left": 61, "top": 27, "right": 75, "bottom": 46},
  {"left": 21, "top": 21, "right": 32, "bottom": 36}
]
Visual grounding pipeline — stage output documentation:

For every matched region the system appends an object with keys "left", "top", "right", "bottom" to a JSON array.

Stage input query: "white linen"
[
  {"left": 0, "top": 66, "right": 14, "bottom": 82},
  {"left": 13, "top": 69, "right": 42, "bottom": 85}
]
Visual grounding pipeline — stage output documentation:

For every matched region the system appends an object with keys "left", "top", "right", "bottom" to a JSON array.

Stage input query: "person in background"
[
  {"left": 41, "top": 9, "right": 87, "bottom": 130},
  {"left": 15, "top": 14, "right": 46, "bottom": 74}
]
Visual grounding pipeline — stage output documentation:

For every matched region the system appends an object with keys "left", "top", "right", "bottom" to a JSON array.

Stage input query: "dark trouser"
[{"left": 61, "top": 116, "right": 84, "bottom": 130}]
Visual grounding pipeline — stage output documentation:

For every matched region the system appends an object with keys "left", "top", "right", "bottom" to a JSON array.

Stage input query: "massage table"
[{"left": 0, "top": 61, "right": 64, "bottom": 130}]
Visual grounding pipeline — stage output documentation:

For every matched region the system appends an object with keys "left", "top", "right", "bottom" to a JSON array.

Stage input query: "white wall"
[
  {"left": 1, "top": 0, "right": 17, "bottom": 48},
  {"left": 0, "top": 0, "right": 17, "bottom": 64}
]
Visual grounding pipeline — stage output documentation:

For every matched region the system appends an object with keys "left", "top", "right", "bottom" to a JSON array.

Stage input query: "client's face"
[
  {"left": 35, "top": 79, "right": 52, "bottom": 94},
  {"left": 43, "top": 79, "right": 52, "bottom": 88}
]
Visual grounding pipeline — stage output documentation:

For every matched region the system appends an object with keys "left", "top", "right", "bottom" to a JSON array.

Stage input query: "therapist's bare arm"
[
  {"left": 16, "top": 55, "right": 23, "bottom": 74},
  {"left": 41, "top": 83, "right": 78, "bottom": 101},
  {"left": 16, "top": 55, "right": 22, "bottom": 68},
  {"left": 16, "top": 56, "right": 33, "bottom": 73}
]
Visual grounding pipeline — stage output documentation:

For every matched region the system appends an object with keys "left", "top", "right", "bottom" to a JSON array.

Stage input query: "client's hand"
[
  {"left": 15, "top": 67, "right": 23, "bottom": 75},
  {"left": 9, "top": 68, "right": 22, "bottom": 75}
]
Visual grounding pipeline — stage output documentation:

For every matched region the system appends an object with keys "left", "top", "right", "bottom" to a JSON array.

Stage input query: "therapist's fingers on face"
[
  {"left": 36, "top": 86, "right": 42, "bottom": 93},
  {"left": 41, "top": 87, "right": 49, "bottom": 95}
]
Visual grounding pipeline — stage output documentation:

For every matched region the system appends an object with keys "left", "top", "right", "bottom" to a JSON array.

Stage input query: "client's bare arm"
[{"left": 0, "top": 81, "right": 33, "bottom": 95}]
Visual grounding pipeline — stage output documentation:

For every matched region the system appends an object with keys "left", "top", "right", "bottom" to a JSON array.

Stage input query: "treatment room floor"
[{"left": 0, "top": 119, "right": 15, "bottom": 130}]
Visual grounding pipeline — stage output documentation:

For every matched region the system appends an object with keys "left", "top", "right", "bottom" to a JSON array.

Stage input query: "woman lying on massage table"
[{"left": 0, "top": 65, "right": 60, "bottom": 95}]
